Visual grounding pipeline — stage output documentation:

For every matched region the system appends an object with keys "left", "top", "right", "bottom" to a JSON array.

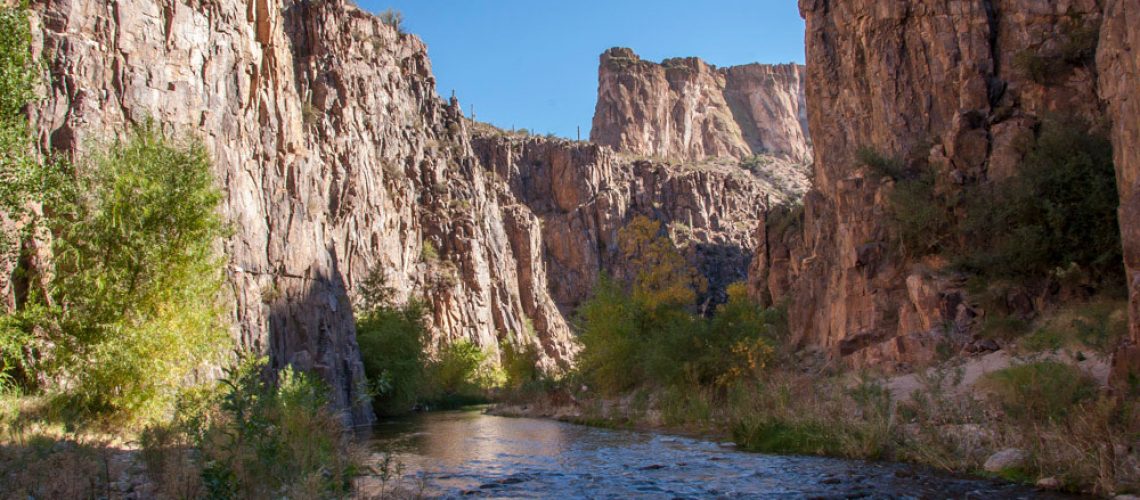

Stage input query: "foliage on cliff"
[
  {"left": 576, "top": 216, "right": 785, "bottom": 395},
  {"left": 872, "top": 117, "right": 1121, "bottom": 292}
]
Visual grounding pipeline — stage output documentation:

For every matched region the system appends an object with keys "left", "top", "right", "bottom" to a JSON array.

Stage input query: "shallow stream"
[{"left": 363, "top": 409, "right": 1068, "bottom": 499}]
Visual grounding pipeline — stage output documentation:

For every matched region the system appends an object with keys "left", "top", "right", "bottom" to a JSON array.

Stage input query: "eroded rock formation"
[
  {"left": 1099, "top": 0, "right": 1140, "bottom": 380},
  {"left": 472, "top": 133, "right": 786, "bottom": 314},
  {"left": 25, "top": 0, "right": 586, "bottom": 424},
  {"left": 767, "top": 0, "right": 1108, "bottom": 369},
  {"left": 16, "top": 0, "right": 808, "bottom": 424},
  {"left": 592, "top": 47, "right": 811, "bottom": 164}
]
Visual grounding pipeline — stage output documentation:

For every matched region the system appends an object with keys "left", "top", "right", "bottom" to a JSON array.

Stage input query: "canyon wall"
[
  {"left": 1099, "top": 0, "right": 1140, "bottom": 379},
  {"left": 25, "top": 0, "right": 585, "bottom": 424},
  {"left": 775, "top": 0, "right": 1109, "bottom": 368},
  {"left": 472, "top": 134, "right": 785, "bottom": 314},
  {"left": 591, "top": 47, "right": 812, "bottom": 164},
  {"left": 16, "top": 0, "right": 804, "bottom": 422}
]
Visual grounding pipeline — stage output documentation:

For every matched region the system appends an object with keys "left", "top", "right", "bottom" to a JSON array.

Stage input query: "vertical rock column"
[{"left": 1099, "top": 0, "right": 1140, "bottom": 382}]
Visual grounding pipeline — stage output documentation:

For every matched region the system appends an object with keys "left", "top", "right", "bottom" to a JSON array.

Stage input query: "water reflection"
[{"left": 363, "top": 409, "right": 1072, "bottom": 499}]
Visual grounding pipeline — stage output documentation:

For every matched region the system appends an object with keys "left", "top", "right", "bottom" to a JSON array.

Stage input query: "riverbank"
[{"left": 490, "top": 350, "right": 1139, "bottom": 497}]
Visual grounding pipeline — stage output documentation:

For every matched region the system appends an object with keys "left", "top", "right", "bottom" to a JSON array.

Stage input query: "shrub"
[
  {"left": 857, "top": 146, "right": 907, "bottom": 180},
  {"left": 355, "top": 271, "right": 428, "bottom": 415},
  {"left": 981, "top": 361, "right": 1097, "bottom": 423},
  {"left": 618, "top": 215, "right": 706, "bottom": 310},
  {"left": 378, "top": 9, "right": 404, "bottom": 35},
  {"left": 33, "top": 125, "right": 229, "bottom": 423},
  {"left": 146, "top": 356, "right": 359, "bottom": 499},
  {"left": 501, "top": 336, "right": 541, "bottom": 391},
  {"left": 422, "top": 340, "right": 500, "bottom": 407},
  {"left": 575, "top": 276, "right": 644, "bottom": 395},
  {"left": 886, "top": 166, "right": 955, "bottom": 256},
  {"left": 955, "top": 117, "right": 1120, "bottom": 286},
  {"left": 1020, "top": 300, "right": 1128, "bottom": 354}
]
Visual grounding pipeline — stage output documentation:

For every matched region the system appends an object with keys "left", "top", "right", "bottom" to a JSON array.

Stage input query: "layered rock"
[
  {"left": 23, "top": 0, "right": 581, "bottom": 424},
  {"left": 591, "top": 47, "right": 811, "bottom": 164},
  {"left": 472, "top": 133, "right": 788, "bottom": 314},
  {"left": 1099, "top": 0, "right": 1140, "bottom": 380},
  {"left": 774, "top": 0, "right": 1107, "bottom": 368}
]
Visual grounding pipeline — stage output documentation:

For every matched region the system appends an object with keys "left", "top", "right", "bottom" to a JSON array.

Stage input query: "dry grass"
[{"left": 561, "top": 361, "right": 1140, "bottom": 496}]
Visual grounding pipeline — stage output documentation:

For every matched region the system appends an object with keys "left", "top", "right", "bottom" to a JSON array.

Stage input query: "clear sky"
[{"left": 356, "top": 1, "right": 806, "bottom": 139}]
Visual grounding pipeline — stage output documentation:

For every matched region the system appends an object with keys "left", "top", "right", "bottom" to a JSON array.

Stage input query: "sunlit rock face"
[
  {"left": 591, "top": 47, "right": 812, "bottom": 164},
  {"left": 1099, "top": 0, "right": 1140, "bottom": 381},
  {"left": 23, "top": 0, "right": 580, "bottom": 424},
  {"left": 766, "top": 0, "right": 1109, "bottom": 369},
  {"left": 471, "top": 133, "right": 794, "bottom": 316}
]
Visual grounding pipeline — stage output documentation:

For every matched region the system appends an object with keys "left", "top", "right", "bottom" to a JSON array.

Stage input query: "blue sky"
[{"left": 357, "top": 1, "right": 806, "bottom": 139}]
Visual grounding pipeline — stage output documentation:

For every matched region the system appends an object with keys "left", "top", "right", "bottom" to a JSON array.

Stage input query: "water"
[{"left": 362, "top": 409, "right": 1069, "bottom": 499}]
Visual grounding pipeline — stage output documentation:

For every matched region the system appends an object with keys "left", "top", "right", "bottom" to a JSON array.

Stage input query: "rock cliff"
[
  {"left": 1099, "top": 0, "right": 1140, "bottom": 380},
  {"left": 772, "top": 0, "right": 1110, "bottom": 368},
  {"left": 591, "top": 47, "right": 812, "bottom": 164},
  {"left": 472, "top": 132, "right": 787, "bottom": 314},
  {"left": 25, "top": 0, "right": 585, "bottom": 424}
]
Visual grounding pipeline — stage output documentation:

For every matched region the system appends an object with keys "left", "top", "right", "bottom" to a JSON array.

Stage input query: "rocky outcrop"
[
  {"left": 24, "top": 0, "right": 583, "bottom": 424},
  {"left": 591, "top": 47, "right": 811, "bottom": 164},
  {"left": 1099, "top": 0, "right": 1140, "bottom": 381},
  {"left": 775, "top": 0, "right": 1107, "bottom": 368},
  {"left": 473, "top": 133, "right": 786, "bottom": 314}
]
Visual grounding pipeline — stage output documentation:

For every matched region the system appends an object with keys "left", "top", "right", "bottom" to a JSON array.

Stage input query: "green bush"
[
  {"left": 982, "top": 361, "right": 1097, "bottom": 423},
  {"left": 858, "top": 146, "right": 907, "bottom": 181},
  {"left": 19, "top": 125, "right": 230, "bottom": 423},
  {"left": 575, "top": 276, "right": 644, "bottom": 395},
  {"left": 354, "top": 269, "right": 428, "bottom": 416},
  {"left": 422, "top": 340, "right": 501, "bottom": 407},
  {"left": 501, "top": 337, "right": 541, "bottom": 390},
  {"left": 144, "top": 356, "right": 358, "bottom": 499},
  {"left": 956, "top": 117, "right": 1120, "bottom": 286}
]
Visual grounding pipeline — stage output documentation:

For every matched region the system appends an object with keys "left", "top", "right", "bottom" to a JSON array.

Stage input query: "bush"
[
  {"left": 144, "top": 356, "right": 359, "bottom": 499},
  {"left": 956, "top": 117, "right": 1121, "bottom": 287},
  {"left": 15, "top": 125, "right": 230, "bottom": 424},
  {"left": 575, "top": 276, "right": 644, "bottom": 395},
  {"left": 858, "top": 146, "right": 907, "bottom": 181},
  {"left": 378, "top": 9, "right": 404, "bottom": 35},
  {"left": 501, "top": 337, "right": 541, "bottom": 391},
  {"left": 1020, "top": 300, "right": 1128, "bottom": 354},
  {"left": 422, "top": 340, "right": 501, "bottom": 407},
  {"left": 981, "top": 361, "right": 1097, "bottom": 423},
  {"left": 355, "top": 269, "right": 428, "bottom": 416},
  {"left": 0, "top": 5, "right": 38, "bottom": 232}
]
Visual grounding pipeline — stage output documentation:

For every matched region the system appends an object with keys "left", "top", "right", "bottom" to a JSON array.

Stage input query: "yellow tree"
[{"left": 617, "top": 216, "right": 707, "bottom": 310}]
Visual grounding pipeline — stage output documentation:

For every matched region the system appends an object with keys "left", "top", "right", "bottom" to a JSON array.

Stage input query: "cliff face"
[
  {"left": 25, "top": 0, "right": 583, "bottom": 424},
  {"left": 472, "top": 134, "right": 784, "bottom": 314},
  {"left": 591, "top": 48, "right": 812, "bottom": 164},
  {"left": 19, "top": 0, "right": 803, "bottom": 425},
  {"left": 1099, "top": 0, "right": 1140, "bottom": 379},
  {"left": 775, "top": 0, "right": 1107, "bottom": 368}
]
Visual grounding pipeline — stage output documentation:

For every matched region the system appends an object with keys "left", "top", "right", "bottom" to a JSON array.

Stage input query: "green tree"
[
  {"left": 355, "top": 269, "right": 428, "bottom": 415},
  {"left": 46, "top": 125, "right": 229, "bottom": 422}
]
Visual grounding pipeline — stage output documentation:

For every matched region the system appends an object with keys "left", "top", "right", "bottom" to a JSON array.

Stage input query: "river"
[{"left": 359, "top": 409, "right": 1069, "bottom": 499}]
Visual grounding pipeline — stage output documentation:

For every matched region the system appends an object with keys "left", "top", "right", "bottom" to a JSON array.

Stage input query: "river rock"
[
  {"left": 1035, "top": 477, "right": 1061, "bottom": 490},
  {"left": 984, "top": 448, "right": 1028, "bottom": 473}
]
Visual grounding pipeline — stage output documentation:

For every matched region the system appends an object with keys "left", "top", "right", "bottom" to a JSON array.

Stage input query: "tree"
[
  {"left": 45, "top": 125, "right": 229, "bottom": 421},
  {"left": 617, "top": 216, "right": 706, "bottom": 310}
]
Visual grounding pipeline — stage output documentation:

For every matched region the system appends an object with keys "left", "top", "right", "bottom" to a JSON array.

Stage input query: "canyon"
[
  {"left": 9, "top": 0, "right": 811, "bottom": 425},
  {"left": 3, "top": 0, "right": 1138, "bottom": 424}
]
